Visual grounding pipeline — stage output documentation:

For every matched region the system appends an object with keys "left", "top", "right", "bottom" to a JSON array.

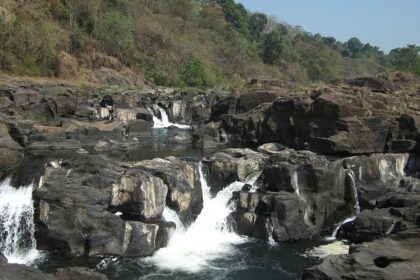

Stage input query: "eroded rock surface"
[{"left": 34, "top": 155, "right": 203, "bottom": 257}]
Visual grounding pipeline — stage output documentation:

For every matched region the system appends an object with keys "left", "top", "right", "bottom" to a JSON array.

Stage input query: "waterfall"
[
  {"left": 327, "top": 169, "right": 360, "bottom": 240},
  {"left": 0, "top": 178, "right": 41, "bottom": 264},
  {"left": 148, "top": 106, "right": 190, "bottom": 129},
  {"left": 292, "top": 171, "right": 312, "bottom": 225},
  {"left": 162, "top": 207, "right": 185, "bottom": 232},
  {"left": 148, "top": 163, "right": 260, "bottom": 273},
  {"left": 348, "top": 170, "right": 360, "bottom": 215}
]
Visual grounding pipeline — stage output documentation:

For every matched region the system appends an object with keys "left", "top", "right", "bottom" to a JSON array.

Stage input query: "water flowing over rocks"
[
  {"left": 1, "top": 73, "right": 420, "bottom": 279},
  {"left": 33, "top": 155, "right": 203, "bottom": 257},
  {"left": 200, "top": 147, "right": 415, "bottom": 243},
  {"left": 202, "top": 148, "right": 269, "bottom": 193}
]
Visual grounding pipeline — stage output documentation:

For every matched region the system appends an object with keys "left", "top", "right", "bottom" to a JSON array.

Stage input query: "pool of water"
[{"left": 99, "top": 241, "right": 320, "bottom": 280}]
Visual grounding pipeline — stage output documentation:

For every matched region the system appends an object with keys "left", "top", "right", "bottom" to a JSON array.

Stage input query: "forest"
[{"left": 0, "top": 0, "right": 419, "bottom": 88}]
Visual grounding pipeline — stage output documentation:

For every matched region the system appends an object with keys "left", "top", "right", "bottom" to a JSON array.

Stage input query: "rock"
[
  {"left": 165, "top": 131, "right": 192, "bottom": 144},
  {"left": 0, "top": 253, "right": 7, "bottom": 264},
  {"left": 34, "top": 155, "right": 168, "bottom": 257},
  {"left": 0, "top": 122, "right": 24, "bottom": 176},
  {"left": 230, "top": 149, "right": 412, "bottom": 242},
  {"left": 203, "top": 73, "right": 420, "bottom": 155},
  {"left": 110, "top": 169, "right": 168, "bottom": 221},
  {"left": 0, "top": 257, "right": 57, "bottom": 280},
  {"left": 133, "top": 157, "right": 203, "bottom": 226},
  {"left": 257, "top": 142, "right": 285, "bottom": 155},
  {"left": 339, "top": 209, "right": 404, "bottom": 243},
  {"left": 303, "top": 228, "right": 420, "bottom": 280},
  {"left": 203, "top": 148, "right": 269, "bottom": 193},
  {"left": 56, "top": 267, "right": 108, "bottom": 280}
]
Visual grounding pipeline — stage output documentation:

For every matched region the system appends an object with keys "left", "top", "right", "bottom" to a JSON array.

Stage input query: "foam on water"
[
  {"left": 305, "top": 241, "right": 349, "bottom": 258},
  {"left": 149, "top": 106, "right": 190, "bottom": 129},
  {"left": 148, "top": 163, "right": 259, "bottom": 273},
  {"left": 326, "top": 170, "right": 360, "bottom": 240},
  {"left": 0, "top": 178, "right": 42, "bottom": 265}
]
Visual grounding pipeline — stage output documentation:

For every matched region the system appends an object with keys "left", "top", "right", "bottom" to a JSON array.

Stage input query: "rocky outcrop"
[
  {"left": 55, "top": 267, "right": 109, "bottom": 280},
  {"left": 0, "top": 254, "right": 108, "bottom": 280},
  {"left": 338, "top": 208, "right": 405, "bottom": 243},
  {"left": 34, "top": 154, "right": 203, "bottom": 257},
  {"left": 0, "top": 122, "right": 24, "bottom": 178},
  {"left": 132, "top": 157, "right": 203, "bottom": 226},
  {"left": 110, "top": 169, "right": 168, "bottom": 221},
  {"left": 303, "top": 228, "right": 420, "bottom": 280},
  {"left": 227, "top": 145, "right": 414, "bottom": 242},
  {"left": 201, "top": 73, "right": 420, "bottom": 155},
  {"left": 202, "top": 148, "right": 269, "bottom": 193}
]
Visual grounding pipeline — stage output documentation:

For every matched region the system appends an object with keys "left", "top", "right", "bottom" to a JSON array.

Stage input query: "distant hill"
[{"left": 0, "top": 0, "right": 418, "bottom": 87}]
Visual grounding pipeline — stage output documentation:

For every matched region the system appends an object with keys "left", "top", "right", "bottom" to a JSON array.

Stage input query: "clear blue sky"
[{"left": 236, "top": 0, "right": 420, "bottom": 53}]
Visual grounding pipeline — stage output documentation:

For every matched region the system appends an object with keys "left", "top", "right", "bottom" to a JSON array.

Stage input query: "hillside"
[{"left": 0, "top": 0, "right": 418, "bottom": 88}]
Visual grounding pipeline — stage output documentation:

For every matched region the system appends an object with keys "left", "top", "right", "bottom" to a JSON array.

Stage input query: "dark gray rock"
[
  {"left": 110, "top": 169, "right": 168, "bottom": 221},
  {"left": 339, "top": 209, "right": 404, "bottom": 243},
  {"left": 203, "top": 148, "right": 269, "bottom": 193},
  {"left": 303, "top": 228, "right": 420, "bottom": 280},
  {"left": 34, "top": 155, "right": 168, "bottom": 257},
  {"left": 133, "top": 157, "right": 203, "bottom": 226},
  {"left": 56, "top": 267, "right": 108, "bottom": 280},
  {"left": 165, "top": 131, "right": 192, "bottom": 144},
  {"left": 230, "top": 149, "right": 411, "bottom": 242},
  {"left": 0, "top": 256, "right": 57, "bottom": 280}
]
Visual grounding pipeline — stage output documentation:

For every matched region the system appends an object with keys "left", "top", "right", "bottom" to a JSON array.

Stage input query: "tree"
[
  {"left": 180, "top": 56, "right": 209, "bottom": 88},
  {"left": 389, "top": 45, "right": 420, "bottom": 74},
  {"left": 212, "top": 0, "right": 250, "bottom": 36},
  {"left": 344, "top": 37, "right": 363, "bottom": 57},
  {"left": 97, "top": 10, "right": 135, "bottom": 64},
  {"left": 249, "top": 13, "right": 267, "bottom": 41},
  {"left": 261, "top": 31, "right": 284, "bottom": 65}
]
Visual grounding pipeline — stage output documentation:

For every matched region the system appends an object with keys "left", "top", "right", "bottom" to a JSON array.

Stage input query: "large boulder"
[
  {"left": 110, "top": 169, "right": 168, "bottom": 221},
  {"left": 56, "top": 267, "right": 108, "bottom": 280},
  {"left": 230, "top": 148, "right": 412, "bottom": 242},
  {"left": 202, "top": 148, "right": 269, "bottom": 193},
  {"left": 132, "top": 157, "right": 203, "bottom": 226},
  {"left": 34, "top": 156, "right": 169, "bottom": 257},
  {"left": 0, "top": 122, "right": 24, "bottom": 177},
  {"left": 303, "top": 228, "right": 420, "bottom": 280},
  {"left": 203, "top": 73, "right": 420, "bottom": 155}
]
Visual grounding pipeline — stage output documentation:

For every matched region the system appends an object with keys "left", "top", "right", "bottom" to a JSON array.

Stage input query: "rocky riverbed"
[{"left": 0, "top": 73, "right": 420, "bottom": 279}]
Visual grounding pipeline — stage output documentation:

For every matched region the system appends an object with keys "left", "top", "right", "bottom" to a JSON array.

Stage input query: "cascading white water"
[
  {"left": 162, "top": 206, "right": 185, "bottom": 232},
  {"left": 0, "top": 178, "right": 41, "bottom": 264},
  {"left": 148, "top": 106, "right": 190, "bottom": 129},
  {"left": 327, "top": 170, "right": 360, "bottom": 240},
  {"left": 148, "top": 163, "right": 260, "bottom": 273},
  {"left": 291, "top": 171, "right": 312, "bottom": 225},
  {"left": 348, "top": 170, "right": 360, "bottom": 215}
]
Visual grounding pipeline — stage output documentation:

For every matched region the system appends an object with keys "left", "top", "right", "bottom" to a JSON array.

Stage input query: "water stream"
[
  {"left": 147, "top": 163, "right": 258, "bottom": 273},
  {"left": 327, "top": 169, "right": 361, "bottom": 240},
  {"left": 0, "top": 178, "right": 42, "bottom": 264},
  {"left": 149, "top": 106, "right": 190, "bottom": 129}
]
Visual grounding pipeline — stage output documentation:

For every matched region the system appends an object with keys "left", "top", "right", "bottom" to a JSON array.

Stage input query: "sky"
[{"left": 236, "top": 0, "right": 420, "bottom": 53}]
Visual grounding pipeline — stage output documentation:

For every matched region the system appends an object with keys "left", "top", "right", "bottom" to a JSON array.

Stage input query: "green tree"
[
  {"left": 212, "top": 0, "right": 250, "bottom": 36},
  {"left": 249, "top": 13, "right": 267, "bottom": 41},
  {"left": 97, "top": 10, "right": 135, "bottom": 64},
  {"left": 389, "top": 45, "right": 420, "bottom": 74},
  {"left": 261, "top": 31, "right": 284, "bottom": 65},
  {"left": 180, "top": 56, "right": 209, "bottom": 88},
  {"left": 344, "top": 37, "right": 363, "bottom": 57}
]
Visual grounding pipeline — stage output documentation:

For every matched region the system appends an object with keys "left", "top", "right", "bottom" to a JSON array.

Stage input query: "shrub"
[{"left": 180, "top": 56, "right": 209, "bottom": 88}]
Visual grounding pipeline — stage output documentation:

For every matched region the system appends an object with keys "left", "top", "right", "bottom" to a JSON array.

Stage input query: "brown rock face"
[{"left": 204, "top": 73, "right": 420, "bottom": 155}]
